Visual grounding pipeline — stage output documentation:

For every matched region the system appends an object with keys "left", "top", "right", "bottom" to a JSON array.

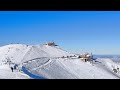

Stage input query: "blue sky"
[{"left": 0, "top": 11, "right": 120, "bottom": 55}]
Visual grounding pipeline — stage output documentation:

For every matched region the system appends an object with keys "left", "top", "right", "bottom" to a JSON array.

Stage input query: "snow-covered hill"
[
  {"left": 0, "top": 44, "right": 73, "bottom": 64},
  {"left": 0, "top": 44, "right": 73, "bottom": 79},
  {"left": 0, "top": 44, "right": 120, "bottom": 79}
]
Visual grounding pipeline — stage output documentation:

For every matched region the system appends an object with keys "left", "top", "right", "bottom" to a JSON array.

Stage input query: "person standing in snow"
[
  {"left": 117, "top": 66, "right": 119, "bottom": 74},
  {"left": 14, "top": 64, "right": 18, "bottom": 70},
  {"left": 11, "top": 67, "right": 14, "bottom": 72}
]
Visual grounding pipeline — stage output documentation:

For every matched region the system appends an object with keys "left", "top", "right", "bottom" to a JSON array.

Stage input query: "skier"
[
  {"left": 14, "top": 64, "right": 18, "bottom": 70},
  {"left": 11, "top": 67, "right": 14, "bottom": 72},
  {"left": 117, "top": 66, "right": 119, "bottom": 73}
]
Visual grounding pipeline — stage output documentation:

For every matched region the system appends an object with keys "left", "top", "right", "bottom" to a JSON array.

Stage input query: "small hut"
[
  {"left": 45, "top": 42, "right": 58, "bottom": 46},
  {"left": 79, "top": 53, "right": 93, "bottom": 62}
]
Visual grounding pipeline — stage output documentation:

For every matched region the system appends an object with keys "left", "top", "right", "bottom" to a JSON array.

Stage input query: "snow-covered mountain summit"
[{"left": 0, "top": 43, "right": 73, "bottom": 64}]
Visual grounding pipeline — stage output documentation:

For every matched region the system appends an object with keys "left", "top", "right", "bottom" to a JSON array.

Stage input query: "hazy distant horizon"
[{"left": 0, "top": 11, "right": 120, "bottom": 55}]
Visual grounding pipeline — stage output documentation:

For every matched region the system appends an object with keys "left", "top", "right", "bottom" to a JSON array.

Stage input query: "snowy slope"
[
  {"left": 38, "top": 45, "right": 73, "bottom": 57},
  {"left": 95, "top": 58, "right": 120, "bottom": 78},
  {"left": 0, "top": 64, "right": 31, "bottom": 79},
  {"left": 0, "top": 44, "right": 73, "bottom": 79},
  {"left": 21, "top": 46, "right": 50, "bottom": 63},
  {"left": 23, "top": 58, "right": 119, "bottom": 79},
  {"left": 0, "top": 44, "right": 31, "bottom": 64},
  {"left": 0, "top": 44, "right": 73, "bottom": 64},
  {"left": 0, "top": 44, "right": 120, "bottom": 79}
]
